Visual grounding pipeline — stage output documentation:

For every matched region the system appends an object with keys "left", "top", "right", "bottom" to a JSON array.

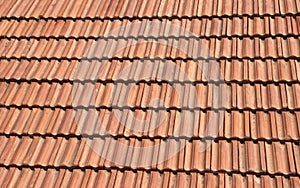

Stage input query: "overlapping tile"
[
  {"left": 0, "top": 37, "right": 300, "bottom": 59},
  {"left": 0, "top": 0, "right": 299, "bottom": 186},
  {"left": 1, "top": 167, "right": 299, "bottom": 188},
  {"left": 0, "top": 107, "right": 299, "bottom": 141},
  {"left": 0, "top": 135, "right": 299, "bottom": 175},
  {"left": 1, "top": 81, "right": 300, "bottom": 110},
  {"left": 0, "top": 59, "right": 299, "bottom": 83},
  {"left": 0, "top": 0, "right": 300, "bottom": 18},
  {"left": 1, "top": 16, "right": 300, "bottom": 38}
]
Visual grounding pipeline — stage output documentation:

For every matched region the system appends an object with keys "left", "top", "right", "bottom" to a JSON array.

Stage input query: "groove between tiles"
[
  {"left": 2, "top": 56, "right": 300, "bottom": 63},
  {"left": 0, "top": 34, "right": 298, "bottom": 41},
  {"left": 0, "top": 35, "right": 298, "bottom": 42},
  {"left": 0, "top": 132, "right": 299, "bottom": 144},
  {"left": 2, "top": 57, "right": 299, "bottom": 64},
  {"left": 1, "top": 78, "right": 299, "bottom": 85},
  {"left": 0, "top": 164, "right": 298, "bottom": 178},
  {"left": 0, "top": 13, "right": 299, "bottom": 21},
  {"left": 1, "top": 104, "right": 299, "bottom": 112}
]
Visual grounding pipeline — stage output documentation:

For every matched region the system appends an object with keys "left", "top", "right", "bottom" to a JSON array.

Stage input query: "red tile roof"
[{"left": 0, "top": 0, "right": 300, "bottom": 187}]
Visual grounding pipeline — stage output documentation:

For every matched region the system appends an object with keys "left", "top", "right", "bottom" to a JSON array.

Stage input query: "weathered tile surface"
[{"left": 0, "top": 0, "right": 299, "bottom": 187}]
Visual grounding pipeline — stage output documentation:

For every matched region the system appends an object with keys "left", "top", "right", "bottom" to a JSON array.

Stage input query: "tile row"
[
  {"left": 1, "top": 168, "right": 299, "bottom": 188},
  {"left": 0, "top": 81, "right": 299, "bottom": 109},
  {"left": 1, "top": 107, "right": 300, "bottom": 140},
  {"left": 1, "top": 59, "right": 299, "bottom": 83},
  {"left": 1, "top": 16, "right": 300, "bottom": 38},
  {"left": 0, "top": 135, "right": 299, "bottom": 174},
  {"left": 0, "top": 37, "right": 299, "bottom": 59},
  {"left": 0, "top": 0, "right": 299, "bottom": 18}
]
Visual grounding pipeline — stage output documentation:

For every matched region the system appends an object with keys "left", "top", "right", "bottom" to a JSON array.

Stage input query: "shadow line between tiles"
[
  {"left": 0, "top": 104, "right": 299, "bottom": 113},
  {"left": 0, "top": 34, "right": 298, "bottom": 41},
  {"left": 1, "top": 56, "right": 300, "bottom": 63},
  {"left": 0, "top": 133, "right": 299, "bottom": 144},
  {"left": 1, "top": 78, "right": 299, "bottom": 86},
  {"left": 0, "top": 164, "right": 298, "bottom": 178},
  {"left": 1, "top": 13, "right": 300, "bottom": 21}
]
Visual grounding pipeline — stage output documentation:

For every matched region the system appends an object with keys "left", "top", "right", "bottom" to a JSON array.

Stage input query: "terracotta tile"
[
  {"left": 0, "top": 136, "right": 21, "bottom": 165},
  {"left": 292, "top": 143, "right": 300, "bottom": 175},
  {"left": 1, "top": 37, "right": 300, "bottom": 59},
  {"left": 0, "top": 167, "right": 300, "bottom": 187},
  {"left": 4, "top": 0, "right": 300, "bottom": 18},
  {"left": 243, "top": 38, "right": 255, "bottom": 58},
  {"left": 275, "top": 142, "right": 292, "bottom": 174},
  {"left": 11, "top": 137, "right": 33, "bottom": 165},
  {"left": 9, "top": 108, "right": 31, "bottom": 134},
  {"left": 1, "top": 82, "right": 19, "bottom": 105},
  {"left": 288, "top": 37, "right": 300, "bottom": 57},
  {"left": 290, "top": 16, "right": 299, "bottom": 35},
  {"left": 247, "top": 141, "right": 262, "bottom": 172},
  {"left": 0, "top": 81, "right": 298, "bottom": 111},
  {"left": 0, "top": 0, "right": 300, "bottom": 185},
  {"left": 7, "top": 136, "right": 293, "bottom": 172}
]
